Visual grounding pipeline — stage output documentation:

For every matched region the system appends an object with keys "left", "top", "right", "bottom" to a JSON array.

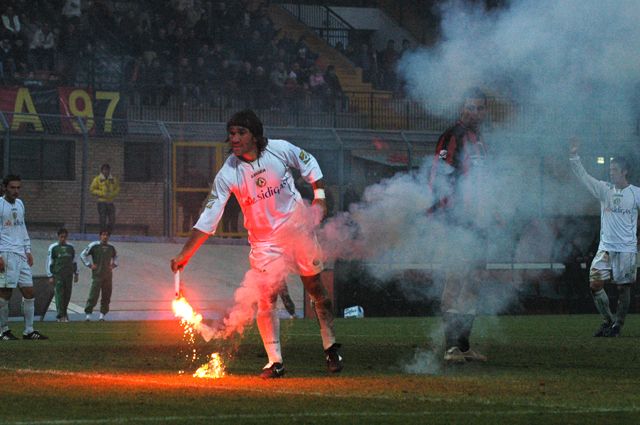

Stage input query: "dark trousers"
[
  {"left": 54, "top": 275, "right": 73, "bottom": 319},
  {"left": 84, "top": 275, "right": 112, "bottom": 315},
  {"left": 97, "top": 202, "right": 116, "bottom": 234}
]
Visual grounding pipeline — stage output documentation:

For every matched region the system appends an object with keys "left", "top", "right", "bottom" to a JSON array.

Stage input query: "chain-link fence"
[{"left": 0, "top": 110, "right": 441, "bottom": 238}]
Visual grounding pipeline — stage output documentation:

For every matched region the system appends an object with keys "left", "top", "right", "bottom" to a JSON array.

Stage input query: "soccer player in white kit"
[
  {"left": 0, "top": 175, "right": 48, "bottom": 340},
  {"left": 570, "top": 139, "right": 640, "bottom": 337},
  {"left": 171, "top": 110, "right": 342, "bottom": 378}
]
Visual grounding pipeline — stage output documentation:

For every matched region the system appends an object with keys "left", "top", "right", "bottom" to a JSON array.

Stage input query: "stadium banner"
[{"left": 0, "top": 86, "right": 127, "bottom": 135}]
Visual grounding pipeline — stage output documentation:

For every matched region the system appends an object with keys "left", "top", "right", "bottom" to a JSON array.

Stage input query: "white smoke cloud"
[
  {"left": 402, "top": 0, "right": 640, "bottom": 139},
  {"left": 320, "top": 0, "right": 640, "bottom": 330}
]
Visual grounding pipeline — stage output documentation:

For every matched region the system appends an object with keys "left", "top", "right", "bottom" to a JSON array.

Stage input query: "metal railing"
[{"left": 276, "top": 1, "right": 355, "bottom": 48}]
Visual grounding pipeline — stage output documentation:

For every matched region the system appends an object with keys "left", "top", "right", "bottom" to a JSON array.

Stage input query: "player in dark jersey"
[{"left": 429, "top": 88, "right": 489, "bottom": 363}]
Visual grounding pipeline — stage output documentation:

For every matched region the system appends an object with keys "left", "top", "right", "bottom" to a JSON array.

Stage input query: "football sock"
[
  {"left": 256, "top": 309, "right": 282, "bottom": 364},
  {"left": 0, "top": 298, "right": 8, "bottom": 332},
  {"left": 615, "top": 285, "right": 631, "bottom": 326},
  {"left": 458, "top": 314, "right": 475, "bottom": 352},
  {"left": 443, "top": 312, "right": 463, "bottom": 350},
  {"left": 312, "top": 295, "right": 336, "bottom": 350},
  {"left": 23, "top": 297, "right": 35, "bottom": 334},
  {"left": 592, "top": 288, "right": 613, "bottom": 324}
]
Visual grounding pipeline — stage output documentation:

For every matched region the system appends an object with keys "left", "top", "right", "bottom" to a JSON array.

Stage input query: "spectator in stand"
[
  {"left": 141, "top": 57, "right": 163, "bottom": 105},
  {"left": 269, "top": 60, "right": 287, "bottom": 107},
  {"left": 1, "top": 7, "right": 21, "bottom": 41},
  {"left": 30, "top": 22, "right": 55, "bottom": 71},
  {"left": 192, "top": 55, "right": 212, "bottom": 107},
  {"left": 283, "top": 74, "right": 304, "bottom": 113},
  {"left": 324, "top": 64, "right": 345, "bottom": 111},
  {"left": 61, "top": 0, "right": 82, "bottom": 25},
  {"left": 58, "top": 22, "right": 84, "bottom": 82},
  {"left": 253, "top": 12, "right": 276, "bottom": 42},
  {"left": 159, "top": 62, "right": 175, "bottom": 106},
  {"left": 378, "top": 39, "right": 400, "bottom": 92},
  {"left": 353, "top": 42, "right": 377, "bottom": 85},
  {"left": 175, "top": 56, "right": 195, "bottom": 105},
  {"left": 252, "top": 65, "right": 270, "bottom": 109},
  {"left": 308, "top": 65, "right": 328, "bottom": 106},
  {"left": 243, "top": 29, "right": 265, "bottom": 62},
  {"left": 152, "top": 27, "right": 173, "bottom": 65},
  {"left": 236, "top": 60, "right": 254, "bottom": 93},
  {"left": 400, "top": 38, "right": 413, "bottom": 56},
  {"left": 0, "top": 38, "right": 14, "bottom": 80},
  {"left": 217, "top": 58, "right": 238, "bottom": 105},
  {"left": 12, "top": 38, "right": 29, "bottom": 76},
  {"left": 277, "top": 31, "right": 296, "bottom": 56}
]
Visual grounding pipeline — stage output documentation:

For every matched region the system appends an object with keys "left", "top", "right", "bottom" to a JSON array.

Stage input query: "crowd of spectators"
[
  {"left": 342, "top": 37, "right": 413, "bottom": 95},
  {"left": 0, "top": 0, "right": 347, "bottom": 112}
]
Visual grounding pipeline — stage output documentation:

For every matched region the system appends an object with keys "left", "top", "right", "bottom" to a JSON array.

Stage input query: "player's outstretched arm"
[
  {"left": 170, "top": 229, "right": 210, "bottom": 272},
  {"left": 569, "top": 136, "right": 580, "bottom": 156},
  {"left": 311, "top": 179, "right": 327, "bottom": 218}
]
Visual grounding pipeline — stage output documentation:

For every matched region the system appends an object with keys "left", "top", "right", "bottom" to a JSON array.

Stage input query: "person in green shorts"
[
  {"left": 46, "top": 228, "right": 78, "bottom": 322},
  {"left": 81, "top": 231, "right": 117, "bottom": 321}
]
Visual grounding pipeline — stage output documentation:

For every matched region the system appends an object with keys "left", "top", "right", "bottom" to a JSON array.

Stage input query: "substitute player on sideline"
[
  {"left": 570, "top": 139, "right": 640, "bottom": 337},
  {"left": 0, "top": 175, "right": 48, "bottom": 340},
  {"left": 47, "top": 228, "right": 79, "bottom": 322},
  {"left": 171, "top": 109, "right": 342, "bottom": 378}
]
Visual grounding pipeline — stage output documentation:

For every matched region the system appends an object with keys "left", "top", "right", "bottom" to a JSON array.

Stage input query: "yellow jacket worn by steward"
[{"left": 90, "top": 173, "right": 120, "bottom": 202}]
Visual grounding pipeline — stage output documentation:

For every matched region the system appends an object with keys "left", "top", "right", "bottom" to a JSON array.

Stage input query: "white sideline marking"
[
  {"left": 47, "top": 301, "right": 84, "bottom": 313},
  {"left": 5, "top": 406, "right": 640, "bottom": 425}
]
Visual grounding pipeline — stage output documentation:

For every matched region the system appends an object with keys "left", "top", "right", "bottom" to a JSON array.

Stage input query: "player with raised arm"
[
  {"left": 569, "top": 138, "right": 640, "bottom": 337},
  {"left": 171, "top": 109, "right": 342, "bottom": 378}
]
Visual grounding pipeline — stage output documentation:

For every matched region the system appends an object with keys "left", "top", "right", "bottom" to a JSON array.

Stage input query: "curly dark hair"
[{"left": 226, "top": 109, "right": 268, "bottom": 156}]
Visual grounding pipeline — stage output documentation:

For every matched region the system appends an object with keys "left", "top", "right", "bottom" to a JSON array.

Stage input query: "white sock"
[
  {"left": 256, "top": 309, "right": 282, "bottom": 364},
  {"left": 312, "top": 296, "right": 336, "bottom": 350},
  {"left": 23, "top": 297, "right": 35, "bottom": 334},
  {"left": 592, "top": 288, "right": 613, "bottom": 323},
  {"left": 0, "top": 298, "right": 9, "bottom": 333}
]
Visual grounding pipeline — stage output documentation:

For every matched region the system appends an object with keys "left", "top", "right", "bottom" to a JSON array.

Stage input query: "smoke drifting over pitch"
[
  {"left": 321, "top": 0, "right": 640, "bottom": 318},
  {"left": 401, "top": 0, "right": 640, "bottom": 140}
]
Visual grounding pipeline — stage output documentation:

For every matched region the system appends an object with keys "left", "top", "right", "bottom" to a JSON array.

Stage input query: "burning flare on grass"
[{"left": 193, "top": 352, "right": 226, "bottom": 378}]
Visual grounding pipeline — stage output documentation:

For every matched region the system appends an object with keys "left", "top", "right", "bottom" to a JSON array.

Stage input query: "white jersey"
[
  {"left": 570, "top": 155, "right": 640, "bottom": 253},
  {"left": 0, "top": 197, "right": 31, "bottom": 257},
  {"left": 194, "top": 139, "right": 323, "bottom": 243}
]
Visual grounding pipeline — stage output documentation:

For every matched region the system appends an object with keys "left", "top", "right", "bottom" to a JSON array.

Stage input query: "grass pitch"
[{"left": 2, "top": 315, "right": 640, "bottom": 424}]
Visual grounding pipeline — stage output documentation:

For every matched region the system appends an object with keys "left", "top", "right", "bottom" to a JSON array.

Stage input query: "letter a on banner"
[{"left": 11, "top": 88, "right": 44, "bottom": 132}]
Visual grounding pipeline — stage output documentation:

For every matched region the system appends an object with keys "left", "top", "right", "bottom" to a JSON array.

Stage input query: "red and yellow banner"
[{"left": 0, "top": 86, "right": 127, "bottom": 135}]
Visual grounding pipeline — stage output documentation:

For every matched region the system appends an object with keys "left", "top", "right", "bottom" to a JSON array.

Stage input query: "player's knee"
[{"left": 589, "top": 280, "right": 605, "bottom": 292}]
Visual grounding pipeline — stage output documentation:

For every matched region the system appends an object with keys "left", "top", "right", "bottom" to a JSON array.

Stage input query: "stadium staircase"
[{"left": 268, "top": 4, "right": 407, "bottom": 129}]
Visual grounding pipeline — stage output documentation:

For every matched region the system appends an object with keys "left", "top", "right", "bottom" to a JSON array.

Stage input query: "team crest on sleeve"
[
  {"left": 439, "top": 149, "right": 448, "bottom": 160},
  {"left": 204, "top": 192, "right": 218, "bottom": 209},
  {"left": 299, "top": 150, "right": 311, "bottom": 164}
]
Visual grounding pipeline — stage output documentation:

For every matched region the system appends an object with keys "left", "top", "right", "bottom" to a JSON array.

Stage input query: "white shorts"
[
  {"left": 0, "top": 252, "right": 33, "bottom": 289},
  {"left": 249, "top": 232, "right": 323, "bottom": 277},
  {"left": 589, "top": 250, "right": 637, "bottom": 284}
]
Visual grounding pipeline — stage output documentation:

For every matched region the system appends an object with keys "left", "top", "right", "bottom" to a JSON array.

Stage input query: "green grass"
[{"left": 2, "top": 315, "right": 640, "bottom": 424}]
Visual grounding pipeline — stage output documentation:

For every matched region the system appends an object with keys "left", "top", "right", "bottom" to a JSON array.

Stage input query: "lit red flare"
[
  {"left": 172, "top": 296, "right": 218, "bottom": 342},
  {"left": 172, "top": 295, "right": 226, "bottom": 378}
]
